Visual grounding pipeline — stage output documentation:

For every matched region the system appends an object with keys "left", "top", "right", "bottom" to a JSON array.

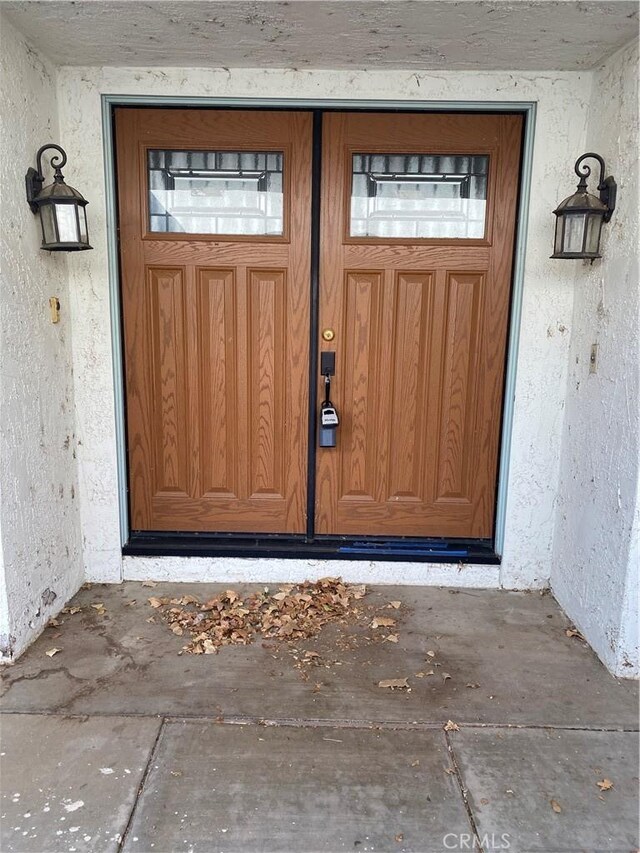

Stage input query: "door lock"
[
  {"left": 319, "top": 355, "right": 339, "bottom": 448},
  {"left": 322, "top": 328, "right": 335, "bottom": 342}
]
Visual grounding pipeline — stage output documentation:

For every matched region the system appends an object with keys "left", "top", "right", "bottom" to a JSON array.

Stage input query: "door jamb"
[{"left": 101, "top": 96, "right": 536, "bottom": 558}]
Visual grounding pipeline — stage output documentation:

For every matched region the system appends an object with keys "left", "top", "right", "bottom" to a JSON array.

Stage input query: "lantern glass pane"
[
  {"left": 79, "top": 207, "right": 89, "bottom": 244},
  {"left": 585, "top": 214, "right": 602, "bottom": 255},
  {"left": 40, "top": 204, "right": 57, "bottom": 245},
  {"left": 554, "top": 217, "right": 565, "bottom": 255},
  {"left": 55, "top": 202, "right": 79, "bottom": 243},
  {"left": 563, "top": 213, "right": 586, "bottom": 253}
]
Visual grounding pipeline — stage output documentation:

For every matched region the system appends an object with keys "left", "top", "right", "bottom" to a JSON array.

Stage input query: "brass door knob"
[{"left": 322, "top": 328, "right": 335, "bottom": 342}]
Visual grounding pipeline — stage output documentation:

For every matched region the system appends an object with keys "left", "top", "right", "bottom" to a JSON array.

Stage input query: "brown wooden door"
[
  {"left": 116, "top": 108, "right": 312, "bottom": 532},
  {"left": 315, "top": 112, "right": 522, "bottom": 538}
]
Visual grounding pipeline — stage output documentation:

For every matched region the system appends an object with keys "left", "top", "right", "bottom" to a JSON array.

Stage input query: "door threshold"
[{"left": 123, "top": 532, "right": 500, "bottom": 564}]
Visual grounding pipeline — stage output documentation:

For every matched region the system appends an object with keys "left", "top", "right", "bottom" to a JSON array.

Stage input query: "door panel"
[
  {"left": 116, "top": 109, "right": 312, "bottom": 532},
  {"left": 435, "top": 271, "right": 483, "bottom": 503},
  {"left": 316, "top": 112, "right": 522, "bottom": 538}
]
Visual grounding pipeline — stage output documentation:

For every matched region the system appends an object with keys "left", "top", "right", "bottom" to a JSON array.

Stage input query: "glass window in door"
[
  {"left": 148, "top": 149, "right": 284, "bottom": 236},
  {"left": 350, "top": 153, "right": 489, "bottom": 239}
]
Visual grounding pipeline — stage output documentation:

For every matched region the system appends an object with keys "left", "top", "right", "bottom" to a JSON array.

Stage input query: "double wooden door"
[{"left": 116, "top": 108, "right": 522, "bottom": 540}]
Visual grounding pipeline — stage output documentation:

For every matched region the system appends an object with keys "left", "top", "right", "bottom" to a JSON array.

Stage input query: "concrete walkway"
[{"left": 1, "top": 582, "right": 638, "bottom": 852}]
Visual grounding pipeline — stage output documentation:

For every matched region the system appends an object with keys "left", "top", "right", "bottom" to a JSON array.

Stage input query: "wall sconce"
[
  {"left": 25, "top": 144, "right": 92, "bottom": 252},
  {"left": 551, "top": 152, "right": 616, "bottom": 260}
]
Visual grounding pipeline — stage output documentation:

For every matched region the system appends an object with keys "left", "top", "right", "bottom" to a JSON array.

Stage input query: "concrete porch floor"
[{"left": 1, "top": 582, "right": 638, "bottom": 852}]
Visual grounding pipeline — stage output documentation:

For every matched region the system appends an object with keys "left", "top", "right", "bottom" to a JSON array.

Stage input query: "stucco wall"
[
  {"left": 0, "top": 14, "right": 83, "bottom": 660},
  {"left": 551, "top": 39, "right": 640, "bottom": 677},
  {"left": 55, "top": 65, "right": 593, "bottom": 591}
]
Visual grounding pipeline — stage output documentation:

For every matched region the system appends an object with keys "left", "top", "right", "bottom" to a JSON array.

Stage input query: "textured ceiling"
[{"left": 2, "top": 0, "right": 638, "bottom": 70}]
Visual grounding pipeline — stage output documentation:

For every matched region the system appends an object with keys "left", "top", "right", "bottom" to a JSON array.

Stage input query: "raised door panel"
[
  {"left": 434, "top": 272, "right": 483, "bottom": 504},
  {"left": 385, "top": 271, "right": 434, "bottom": 504},
  {"left": 339, "top": 271, "right": 383, "bottom": 502},
  {"left": 148, "top": 266, "right": 190, "bottom": 498},
  {"left": 197, "top": 268, "right": 238, "bottom": 499},
  {"left": 247, "top": 268, "right": 287, "bottom": 499}
]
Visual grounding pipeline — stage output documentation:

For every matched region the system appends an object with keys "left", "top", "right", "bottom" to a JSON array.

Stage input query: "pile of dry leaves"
[{"left": 148, "top": 578, "right": 370, "bottom": 655}]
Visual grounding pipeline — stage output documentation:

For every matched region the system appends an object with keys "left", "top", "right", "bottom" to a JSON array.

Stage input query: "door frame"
[{"left": 102, "top": 96, "right": 537, "bottom": 562}]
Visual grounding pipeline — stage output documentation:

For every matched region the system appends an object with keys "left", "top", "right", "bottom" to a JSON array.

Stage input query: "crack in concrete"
[
  {"left": 49, "top": 660, "right": 152, "bottom": 714},
  {"left": 445, "top": 729, "right": 485, "bottom": 853},
  {"left": 0, "top": 665, "right": 86, "bottom": 690},
  {"left": 116, "top": 717, "right": 165, "bottom": 853}
]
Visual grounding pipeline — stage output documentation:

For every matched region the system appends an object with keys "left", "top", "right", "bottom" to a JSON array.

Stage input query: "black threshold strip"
[{"left": 123, "top": 533, "right": 500, "bottom": 564}]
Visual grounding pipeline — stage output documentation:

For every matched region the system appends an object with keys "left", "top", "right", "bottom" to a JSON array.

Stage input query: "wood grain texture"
[
  {"left": 387, "top": 271, "right": 433, "bottom": 502},
  {"left": 116, "top": 108, "right": 311, "bottom": 532},
  {"left": 316, "top": 112, "right": 523, "bottom": 538},
  {"left": 148, "top": 266, "right": 189, "bottom": 497},
  {"left": 197, "top": 268, "right": 237, "bottom": 498},
  {"left": 435, "top": 272, "right": 482, "bottom": 502},
  {"left": 339, "top": 271, "right": 383, "bottom": 501}
]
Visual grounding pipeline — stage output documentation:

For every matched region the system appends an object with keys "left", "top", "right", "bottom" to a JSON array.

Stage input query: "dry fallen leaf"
[
  {"left": 91, "top": 603, "right": 106, "bottom": 615},
  {"left": 596, "top": 778, "right": 614, "bottom": 791},
  {"left": 142, "top": 580, "right": 158, "bottom": 588},
  {"left": 550, "top": 799, "right": 562, "bottom": 813},
  {"left": 415, "top": 671, "right": 426, "bottom": 678},
  {"left": 395, "top": 833, "right": 404, "bottom": 843},
  {"left": 410, "top": 759, "right": 420, "bottom": 767},
  {"left": 444, "top": 720, "right": 460, "bottom": 732},
  {"left": 425, "top": 650, "right": 436, "bottom": 658},
  {"left": 442, "top": 672, "right": 452, "bottom": 681},
  {"left": 148, "top": 597, "right": 164, "bottom": 608},
  {"left": 384, "top": 634, "right": 399, "bottom": 643},
  {"left": 371, "top": 616, "right": 396, "bottom": 629},
  {"left": 444, "top": 767, "right": 455, "bottom": 775},
  {"left": 565, "top": 627, "right": 585, "bottom": 641},
  {"left": 388, "top": 601, "right": 402, "bottom": 610},
  {"left": 45, "top": 647, "right": 62, "bottom": 657},
  {"left": 466, "top": 683, "right": 481, "bottom": 689},
  {"left": 48, "top": 618, "right": 61, "bottom": 628},
  {"left": 378, "top": 678, "right": 410, "bottom": 689}
]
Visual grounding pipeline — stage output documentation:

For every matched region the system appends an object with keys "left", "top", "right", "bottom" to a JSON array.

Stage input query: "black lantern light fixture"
[
  {"left": 26, "top": 144, "right": 92, "bottom": 252},
  {"left": 551, "top": 152, "right": 616, "bottom": 260}
]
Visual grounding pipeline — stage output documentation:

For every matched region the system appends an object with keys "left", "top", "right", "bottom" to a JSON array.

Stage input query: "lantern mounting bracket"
[
  {"left": 574, "top": 152, "right": 617, "bottom": 222},
  {"left": 26, "top": 144, "right": 68, "bottom": 213}
]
